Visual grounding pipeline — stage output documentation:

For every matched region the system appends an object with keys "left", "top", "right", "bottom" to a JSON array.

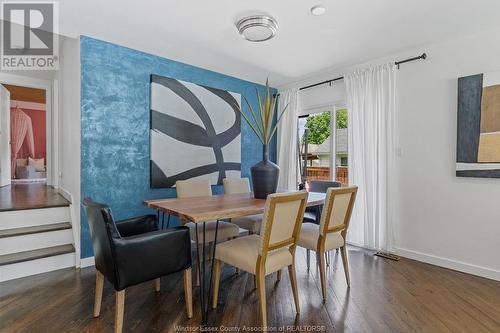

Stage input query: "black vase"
[{"left": 251, "top": 144, "right": 280, "bottom": 199}]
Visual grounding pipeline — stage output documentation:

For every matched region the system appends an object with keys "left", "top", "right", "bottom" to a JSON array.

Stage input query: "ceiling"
[{"left": 60, "top": 0, "right": 500, "bottom": 86}]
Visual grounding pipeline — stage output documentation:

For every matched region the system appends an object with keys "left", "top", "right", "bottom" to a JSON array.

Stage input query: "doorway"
[
  {"left": 3, "top": 84, "right": 47, "bottom": 184},
  {"left": 0, "top": 73, "right": 54, "bottom": 188}
]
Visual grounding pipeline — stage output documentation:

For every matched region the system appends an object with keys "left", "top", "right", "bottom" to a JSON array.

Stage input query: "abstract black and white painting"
[
  {"left": 150, "top": 74, "right": 241, "bottom": 188},
  {"left": 457, "top": 71, "right": 500, "bottom": 178}
]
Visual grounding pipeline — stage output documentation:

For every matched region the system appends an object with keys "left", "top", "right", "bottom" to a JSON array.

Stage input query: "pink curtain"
[{"left": 10, "top": 107, "right": 35, "bottom": 178}]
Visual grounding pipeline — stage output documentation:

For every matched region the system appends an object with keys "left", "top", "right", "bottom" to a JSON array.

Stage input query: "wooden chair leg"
[
  {"left": 93, "top": 271, "right": 104, "bottom": 317},
  {"left": 288, "top": 265, "right": 300, "bottom": 314},
  {"left": 319, "top": 251, "right": 327, "bottom": 302},
  {"left": 276, "top": 269, "right": 281, "bottom": 282},
  {"left": 154, "top": 278, "right": 161, "bottom": 292},
  {"left": 184, "top": 268, "right": 193, "bottom": 318},
  {"left": 340, "top": 246, "right": 351, "bottom": 287},
  {"left": 115, "top": 290, "right": 125, "bottom": 333},
  {"left": 256, "top": 271, "right": 267, "bottom": 329},
  {"left": 212, "top": 259, "right": 221, "bottom": 309}
]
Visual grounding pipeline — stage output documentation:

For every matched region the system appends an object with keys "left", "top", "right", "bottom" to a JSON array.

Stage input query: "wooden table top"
[{"left": 144, "top": 191, "right": 326, "bottom": 223}]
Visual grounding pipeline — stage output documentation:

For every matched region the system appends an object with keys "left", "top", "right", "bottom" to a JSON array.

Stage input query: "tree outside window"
[{"left": 304, "top": 109, "right": 347, "bottom": 144}]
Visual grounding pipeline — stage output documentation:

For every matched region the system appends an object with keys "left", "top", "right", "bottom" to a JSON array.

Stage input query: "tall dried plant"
[{"left": 239, "top": 79, "right": 288, "bottom": 145}]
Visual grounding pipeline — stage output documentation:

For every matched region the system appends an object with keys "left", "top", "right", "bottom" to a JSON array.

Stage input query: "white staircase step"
[
  {"left": 0, "top": 227, "right": 74, "bottom": 255},
  {"left": 0, "top": 206, "right": 70, "bottom": 230},
  {"left": 0, "top": 244, "right": 74, "bottom": 265},
  {"left": 0, "top": 246, "right": 75, "bottom": 282},
  {"left": 0, "top": 222, "right": 72, "bottom": 238}
]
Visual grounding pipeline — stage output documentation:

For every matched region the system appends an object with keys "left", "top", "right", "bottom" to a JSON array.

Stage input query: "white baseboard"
[
  {"left": 57, "top": 186, "right": 73, "bottom": 203},
  {"left": 394, "top": 246, "right": 500, "bottom": 281},
  {"left": 80, "top": 256, "right": 95, "bottom": 268}
]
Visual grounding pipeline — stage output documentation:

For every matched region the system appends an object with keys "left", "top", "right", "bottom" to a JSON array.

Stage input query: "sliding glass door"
[
  {"left": 298, "top": 111, "right": 331, "bottom": 181},
  {"left": 333, "top": 107, "right": 348, "bottom": 186}
]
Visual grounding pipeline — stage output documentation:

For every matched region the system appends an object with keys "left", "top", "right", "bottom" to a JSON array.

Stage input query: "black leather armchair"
[
  {"left": 304, "top": 180, "right": 342, "bottom": 224},
  {"left": 83, "top": 198, "right": 193, "bottom": 333}
]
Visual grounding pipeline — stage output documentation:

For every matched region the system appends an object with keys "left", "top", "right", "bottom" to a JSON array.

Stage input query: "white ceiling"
[{"left": 60, "top": 0, "right": 500, "bottom": 86}]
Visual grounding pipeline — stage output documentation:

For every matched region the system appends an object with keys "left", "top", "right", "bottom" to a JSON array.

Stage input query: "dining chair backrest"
[
  {"left": 259, "top": 191, "right": 308, "bottom": 255},
  {"left": 223, "top": 177, "right": 250, "bottom": 194},
  {"left": 176, "top": 179, "right": 212, "bottom": 198},
  {"left": 309, "top": 180, "right": 341, "bottom": 193},
  {"left": 319, "top": 186, "right": 358, "bottom": 238}
]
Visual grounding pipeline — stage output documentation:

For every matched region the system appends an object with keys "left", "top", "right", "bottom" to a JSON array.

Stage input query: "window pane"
[
  {"left": 335, "top": 109, "right": 348, "bottom": 186},
  {"left": 298, "top": 111, "right": 331, "bottom": 182}
]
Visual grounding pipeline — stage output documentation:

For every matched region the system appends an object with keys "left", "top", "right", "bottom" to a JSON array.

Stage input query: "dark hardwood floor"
[
  {"left": 0, "top": 183, "right": 70, "bottom": 212},
  {"left": 1, "top": 246, "right": 499, "bottom": 332}
]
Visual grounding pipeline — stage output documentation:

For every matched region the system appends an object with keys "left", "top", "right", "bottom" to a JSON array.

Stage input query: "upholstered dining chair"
[
  {"left": 82, "top": 198, "right": 193, "bottom": 333},
  {"left": 212, "top": 191, "right": 309, "bottom": 329},
  {"left": 223, "top": 177, "right": 263, "bottom": 234},
  {"left": 302, "top": 180, "right": 343, "bottom": 269},
  {"left": 297, "top": 186, "right": 357, "bottom": 302},
  {"left": 175, "top": 179, "right": 240, "bottom": 285}
]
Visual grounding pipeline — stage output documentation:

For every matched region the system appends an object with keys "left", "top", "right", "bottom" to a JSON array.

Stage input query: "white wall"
[
  {"left": 279, "top": 28, "right": 500, "bottom": 280},
  {"left": 58, "top": 35, "right": 81, "bottom": 263}
]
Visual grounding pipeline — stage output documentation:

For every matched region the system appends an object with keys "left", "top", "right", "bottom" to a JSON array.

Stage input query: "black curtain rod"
[{"left": 288, "top": 52, "right": 427, "bottom": 93}]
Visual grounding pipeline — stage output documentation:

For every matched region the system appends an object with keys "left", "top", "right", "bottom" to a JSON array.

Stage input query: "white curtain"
[
  {"left": 345, "top": 63, "right": 396, "bottom": 251},
  {"left": 277, "top": 88, "right": 300, "bottom": 190}
]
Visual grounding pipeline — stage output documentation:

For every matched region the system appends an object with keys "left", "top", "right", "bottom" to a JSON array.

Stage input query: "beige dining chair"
[
  {"left": 212, "top": 191, "right": 308, "bottom": 329},
  {"left": 223, "top": 177, "right": 263, "bottom": 234},
  {"left": 297, "top": 186, "right": 357, "bottom": 302},
  {"left": 175, "top": 179, "right": 240, "bottom": 285}
]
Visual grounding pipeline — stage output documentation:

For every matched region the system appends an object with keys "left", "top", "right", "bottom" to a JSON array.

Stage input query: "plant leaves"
[
  {"left": 236, "top": 78, "right": 289, "bottom": 146},
  {"left": 239, "top": 102, "right": 265, "bottom": 144},
  {"left": 244, "top": 95, "right": 264, "bottom": 138},
  {"left": 255, "top": 87, "right": 266, "bottom": 137}
]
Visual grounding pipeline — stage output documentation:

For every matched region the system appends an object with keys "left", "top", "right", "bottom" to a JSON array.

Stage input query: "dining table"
[{"left": 144, "top": 190, "right": 326, "bottom": 325}]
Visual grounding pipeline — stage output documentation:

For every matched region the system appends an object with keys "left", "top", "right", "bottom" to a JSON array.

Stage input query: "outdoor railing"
[{"left": 306, "top": 166, "right": 348, "bottom": 187}]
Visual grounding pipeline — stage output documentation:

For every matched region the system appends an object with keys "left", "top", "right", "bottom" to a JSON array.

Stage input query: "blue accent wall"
[{"left": 80, "top": 36, "right": 277, "bottom": 258}]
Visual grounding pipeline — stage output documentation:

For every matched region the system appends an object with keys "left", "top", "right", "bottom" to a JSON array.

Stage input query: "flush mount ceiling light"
[
  {"left": 311, "top": 5, "right": 326, "bottom": 16},
  {"left": 235, "top": 15, "right": 278, "bottom": 42}
]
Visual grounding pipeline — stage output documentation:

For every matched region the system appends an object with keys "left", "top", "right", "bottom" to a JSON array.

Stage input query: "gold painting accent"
[
  {"left": 478, "top": 132, "right": 500, "bottom": 162},
  {"left": 480, "top": 85, "right": 500, "bottom": 133}
]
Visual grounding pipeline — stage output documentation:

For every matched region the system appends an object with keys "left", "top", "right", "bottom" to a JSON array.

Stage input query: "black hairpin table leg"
[{"left": 194, "top": 220, "right": 220, "bottom": 326}]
